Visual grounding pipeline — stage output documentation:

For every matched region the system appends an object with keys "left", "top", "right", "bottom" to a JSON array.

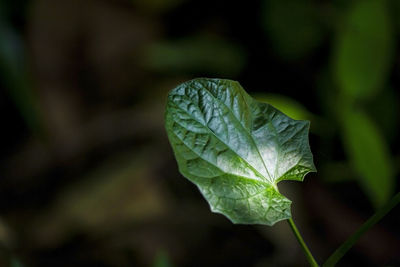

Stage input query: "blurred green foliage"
[
  {"left": 253, "top": 93, "right": 312, "bottom": 121},
  {"left": 152, "top": 250, "right": 173, "bottom": 267},
  {"left": 0, "top": 14, "right": 42, "bottom": 135},
  {"left": 10, "top": 258, "right": 24, "bottom": 267},
  {"left": 262, "top": 0, "right": 325, "bottom": 60},
  {"left": 334, "top": 0, "right": 393, "bottom": 101},
  {"left": 341, "top": 106, "right": 394, "bottom": 208},
  {"left": 146, "top": 35, "right": 246, "bottom": 76},
  {"left": 332, "top": 0, "right": 396, "bottom": 208},
  {"left": 260, "top": 0, "right": 398, "bottom": 209},
  {"left": 0, "top": 0, "right": 399, "bottom": 265}
]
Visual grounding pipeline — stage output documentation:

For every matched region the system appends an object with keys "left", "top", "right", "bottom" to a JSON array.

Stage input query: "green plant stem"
[
  {"left": 323, "top": 191, "right": 400, "bottom": 267},
  {"left": 287, "top": 218, "right": 319, "bottom": 267}
]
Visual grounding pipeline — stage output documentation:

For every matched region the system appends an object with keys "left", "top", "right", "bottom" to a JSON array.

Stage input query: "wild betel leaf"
[{"left": 165, "top": 78, "right": 316, "bottom": 225}]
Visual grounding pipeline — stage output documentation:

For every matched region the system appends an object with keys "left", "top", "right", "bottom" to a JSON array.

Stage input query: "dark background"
[{"left": 0, "top": 0, "right": 399, "bottom": 266}]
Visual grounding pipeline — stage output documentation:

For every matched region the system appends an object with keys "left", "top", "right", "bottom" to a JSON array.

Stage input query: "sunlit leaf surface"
[{"left": 165, "top": 78, "right": 316, "bottom": 225}]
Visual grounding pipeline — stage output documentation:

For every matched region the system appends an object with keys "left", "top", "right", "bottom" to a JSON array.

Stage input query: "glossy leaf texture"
[{"left": 165, "top": 78, "right": 316, "bottom": 225}]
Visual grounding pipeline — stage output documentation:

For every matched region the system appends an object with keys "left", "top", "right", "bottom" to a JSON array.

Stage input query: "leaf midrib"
[
  {"left": 196, "top": 82, "right": 273, "bottom": 182},
  {"left": 169, "top": 100, "right": 269, "bottom": 184},
  {"left": 169, "top": 125, "right": 270, "bottom": 186}
]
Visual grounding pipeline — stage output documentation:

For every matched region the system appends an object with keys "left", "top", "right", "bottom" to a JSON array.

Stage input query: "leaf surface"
[{"left": 165, "top": 78, "right": 316, "bottom": 225}]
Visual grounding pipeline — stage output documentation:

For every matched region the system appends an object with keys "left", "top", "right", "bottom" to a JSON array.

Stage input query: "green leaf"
[
  {"left": 341, "top": 106, "right": 394, "bottom": 208},
  {"left": 165, "top": 78, "right": 316, "bottom": 225},
  {"left": 334, "top": 0, "right": 394, "bottom": 100}
]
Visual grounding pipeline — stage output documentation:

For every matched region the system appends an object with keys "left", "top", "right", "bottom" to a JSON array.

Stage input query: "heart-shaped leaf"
[{"left": 165, "top": 78, "right": 316, "bottom": 225}]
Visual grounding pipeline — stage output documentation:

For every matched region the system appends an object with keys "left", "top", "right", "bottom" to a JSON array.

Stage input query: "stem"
[
  {"left": 323, "top": 191, "right": 400, "bottom": 267},
  {"left": 287, "top": 218, "right": 319, "bottom": 267}
]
